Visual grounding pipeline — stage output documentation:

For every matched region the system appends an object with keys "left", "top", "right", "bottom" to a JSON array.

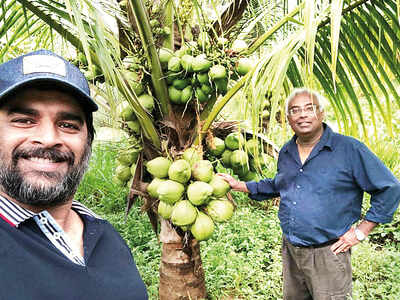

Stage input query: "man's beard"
[{"left": 0, "top": 144, "right": 91, "bottom": 208}]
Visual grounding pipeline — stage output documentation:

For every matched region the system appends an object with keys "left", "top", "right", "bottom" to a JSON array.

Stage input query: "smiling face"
[
  {"left": 287, "top": 91, "right": 324, "bottom": 139},
  {"left": 0, "top": 88, "right": 91, "bottom": 208}
]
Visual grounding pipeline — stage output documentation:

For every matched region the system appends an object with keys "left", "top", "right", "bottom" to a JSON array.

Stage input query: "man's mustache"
[{"left": 12, "top": 147, "right": 75, "bottom": 166}]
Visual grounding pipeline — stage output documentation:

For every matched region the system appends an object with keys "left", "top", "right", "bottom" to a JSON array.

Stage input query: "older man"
[
  {"left": 0, "top": 50, "right": 148, "bottom": 299},
  {"left": 219, "top": 88, "right": 400, "bottom": 300}
]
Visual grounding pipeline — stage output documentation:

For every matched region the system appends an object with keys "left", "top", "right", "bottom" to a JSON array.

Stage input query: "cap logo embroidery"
[{"left": 23, "top": 55, "right": 66, "bottom": 77}]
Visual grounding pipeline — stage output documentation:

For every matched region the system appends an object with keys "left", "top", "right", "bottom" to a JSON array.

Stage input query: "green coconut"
[
  {"left": 126, "top": 177, "right": 134, "bottom": 189},
  {"left": 214, "top": 78, "right": 228, "bottom": 94},
  {"left": 175, "top": 46, "right": 189, "bottom": 57},
  {"left": 158, "top": 200, "right": 174, "bottom": 219},
  {"left": 233, "top": 164, "right": 250, "bottom": 178},
  {"left": 121, "top": 70, "right": 144, "bottom": 95},
  {"left": 207, "top": 137, "right": 225, "bottom": 156},
  {"left": 168, "top": 56, "right": 182, "bottom": 72},
  {"left": 165, "top": 71, "right": 180, "bottom": 84},
  {"left": 117, "top": 150, "right": 139, "bottom": 166},
  {"left": 138, "top": 94, "right": 155, "bottom": 112},
  {"left": 236, "top": 57, "right": 254, "bottom": 75},
  {"left": 224, "top": 132, "right": 245, "bottom": 150},
  {"left": 250, "top": 153, "right": 270, "bottom": 170},
  {"left": 181, "top": 54, "right": 194, "bottom": 72},
  {"left": 209, "top": 65, "right": 227, "bottom": 80},
  {"left": 195, "top": 87, "right": 208, "bottom": 103},
  {"left": 121, "top": 105, "right": 136, "bottom": 121},
  {"left": 240, "top": 170, "right": 258, "bottom": 182},
  {"left": 115, "top": 165, "right": 132, "bottom": 182},
  {"left": 172, "top": 78, "right": 190, "bottom": 90},
  {"left": 159, "top": 48, "right": 173, "bottom": 65},
  {"left": 221, "top": 149, "right": 233, "bottom": 167},
  {"left": 181, "top": 86, "right": 193, "bottom": 104},
  {"left": 147, "top": 177, "right": 165, "bottom": 198},
  {"left": 209, "top": 175, "right": 231, "bottom": 197},
  {"left": 245, "top": 138, "right": 260, "bottom": 157},
  {"left": 168, "top": 159, "right": 191, "bottom": 184},
  {"left": 183, "top": 147, "right": 202, "bottom": 166},
  {"left": 127, "top": 120, "right": 141, "bottom": 135},
  {"left": 157, "top": 180, "right": 185, "bottom": 204},
  {"left": 168, "top": 86, "right": 182, "bottom": 104},
  {"left": 171, "top": 200, "right": 197, "bottom": 226},
  {"left": 191, "top": 212, "right": 215, "bottom": 241},
  {"left": 230, "top": 150, "right": 249, "bottom": 169},
  {"left": 197, "top": 72, "right": 209, "bottom": 84},
  {"left": 192, "top": 160, "right": 214, "bottom": 182},
  {"left": 117, "top": 101, "right": 136, "bottom": 121},
  {"left": 112, "top": 175, "right": 125, "bottom": 187},
  {"left": 187, "top": 181, "right": 214, "bottom": 206},
  {"left": 192, "top": 55, "right": 212, "bottom": 72},
  {"left": 146, "top": 157, "right": 171, "bottom": 178},
  {"left": 201, "top": 84, "right": 213, "bottom": 95},
  {"left": 122, "top": 55, "right": 140, "bottom": 70},
  {"left": 206, "top": 199, "right": 234, "bottom": 222}
]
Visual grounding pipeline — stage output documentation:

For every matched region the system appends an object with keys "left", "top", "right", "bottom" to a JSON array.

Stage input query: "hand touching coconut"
[{"left": 217, "top": 173, "right": 249, "bottom": 193}]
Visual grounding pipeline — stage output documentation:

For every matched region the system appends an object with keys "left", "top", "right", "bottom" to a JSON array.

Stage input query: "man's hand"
[
  {"left": 217, "top": 173, "right": 249, "bottom": 193},
  {"left": 330, "top": 227, "right": 359, "bottom": 255},
  {"left": 330, "top": 220, "right": 377, "bottom": 255}
]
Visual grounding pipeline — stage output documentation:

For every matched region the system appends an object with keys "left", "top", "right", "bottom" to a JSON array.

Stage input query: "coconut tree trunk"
[{"left": 158, "top": 219, "right": 207, "bottom": 300}]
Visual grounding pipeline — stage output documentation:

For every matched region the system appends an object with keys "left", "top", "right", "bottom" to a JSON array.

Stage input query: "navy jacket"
[{"left": 246, "top": 124, "right": 400, "bottom": 246}]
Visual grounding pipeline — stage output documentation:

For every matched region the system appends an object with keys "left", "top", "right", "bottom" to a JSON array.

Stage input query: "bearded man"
[{"left": 0, "top": 50, "right": 148, "bottom": 299}]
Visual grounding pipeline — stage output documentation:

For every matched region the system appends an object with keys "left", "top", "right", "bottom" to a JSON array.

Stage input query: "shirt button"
[
  {"left": 296, "top": 185, "right": 300, "bottom": 189},
  {"left": 293, "top": 202, "right": 297, "bottom": 205},
  {"left": 291, "top": 217, "right": 295, "bottom": 221},
  {"left": 299, "top": 169, "right": 303, "bottom": 172}
]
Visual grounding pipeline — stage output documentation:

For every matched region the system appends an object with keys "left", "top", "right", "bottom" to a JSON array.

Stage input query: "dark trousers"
[{"left": 282, "top": 236, "right": 352, "bottom": 300}]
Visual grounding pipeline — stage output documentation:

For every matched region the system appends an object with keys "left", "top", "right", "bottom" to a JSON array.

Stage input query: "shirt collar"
[
  {"left": 0, "top": 194, "right": 100, "bottom": 227},
  {"left": 284, "top": 122, "right": 334, "bottom": 153}
]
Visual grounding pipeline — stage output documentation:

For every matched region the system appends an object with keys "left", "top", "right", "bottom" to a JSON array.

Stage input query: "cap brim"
[{"left": 0, "top": 77, "right": 98, "bottom": 112}]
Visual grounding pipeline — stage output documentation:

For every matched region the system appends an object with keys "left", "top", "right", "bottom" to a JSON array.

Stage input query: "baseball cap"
[{"left": 0, "top": 49, "right": 98, "bottom": 112}]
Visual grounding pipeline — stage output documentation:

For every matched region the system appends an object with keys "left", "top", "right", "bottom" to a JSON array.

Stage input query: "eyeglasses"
[{"left": 288, "top": 104, "right": 319, "bottom": 117}]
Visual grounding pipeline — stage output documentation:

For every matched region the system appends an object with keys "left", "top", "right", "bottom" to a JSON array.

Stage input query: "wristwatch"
[{"left": 355, "top": 228, "right": 366, "bottom": 241}]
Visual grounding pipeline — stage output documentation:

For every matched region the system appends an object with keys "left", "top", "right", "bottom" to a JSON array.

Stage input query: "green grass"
[{"left": 77, "top": 143, "right": 400, "bottom": 300}]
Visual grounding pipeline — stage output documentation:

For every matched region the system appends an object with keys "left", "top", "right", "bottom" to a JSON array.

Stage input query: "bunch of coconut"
[
  {"left": 207, "top": 132, "right": 269, "bottom": 181},
  {"left": 114, "top": 52, "right": 156, "bottom": 134},
  {"left": 145, "top": 149, "right": 234, "bottom": 241},
  {"left": 112, "top": 145, "right": 141, "bottom": 188},
  {"left": 158, "top": 38, "right": 255, "bottom": 106}
]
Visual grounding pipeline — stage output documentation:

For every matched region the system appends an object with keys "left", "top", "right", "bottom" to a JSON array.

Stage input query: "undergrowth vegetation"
[{"left": 75, "top": 142, "right": 400, "bottom": 300}]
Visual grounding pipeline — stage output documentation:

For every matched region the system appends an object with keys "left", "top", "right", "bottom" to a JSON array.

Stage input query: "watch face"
[{"left": 355, "top": 229, "right": 365, "bottom": 241}]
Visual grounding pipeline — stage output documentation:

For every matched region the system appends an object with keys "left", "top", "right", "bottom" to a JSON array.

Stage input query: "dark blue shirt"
[
  {"left": 246, "top": 124, "right": 400, "bottom": 246},
  {"left": 0, "top": 197, "right": 148, "bottom": 300}
]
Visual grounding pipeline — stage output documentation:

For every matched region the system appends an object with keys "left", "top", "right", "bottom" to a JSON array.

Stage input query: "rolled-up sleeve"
[{"left": 352, "top": 142, "right": 400, "bottom": 223}]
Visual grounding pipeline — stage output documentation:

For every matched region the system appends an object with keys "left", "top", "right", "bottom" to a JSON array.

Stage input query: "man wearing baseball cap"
[{"left": 0, "top": 50, "right": 148, "bottom": 299}]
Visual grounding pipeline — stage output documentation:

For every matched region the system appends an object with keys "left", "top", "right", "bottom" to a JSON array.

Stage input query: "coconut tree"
[{"left": 1, "top": 0, "right": 400, "bottom": 298}]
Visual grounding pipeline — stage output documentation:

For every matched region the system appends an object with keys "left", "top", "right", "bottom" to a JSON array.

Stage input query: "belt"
[{"left": 293, "top": 239, "right": 339, "bottom": 249}]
